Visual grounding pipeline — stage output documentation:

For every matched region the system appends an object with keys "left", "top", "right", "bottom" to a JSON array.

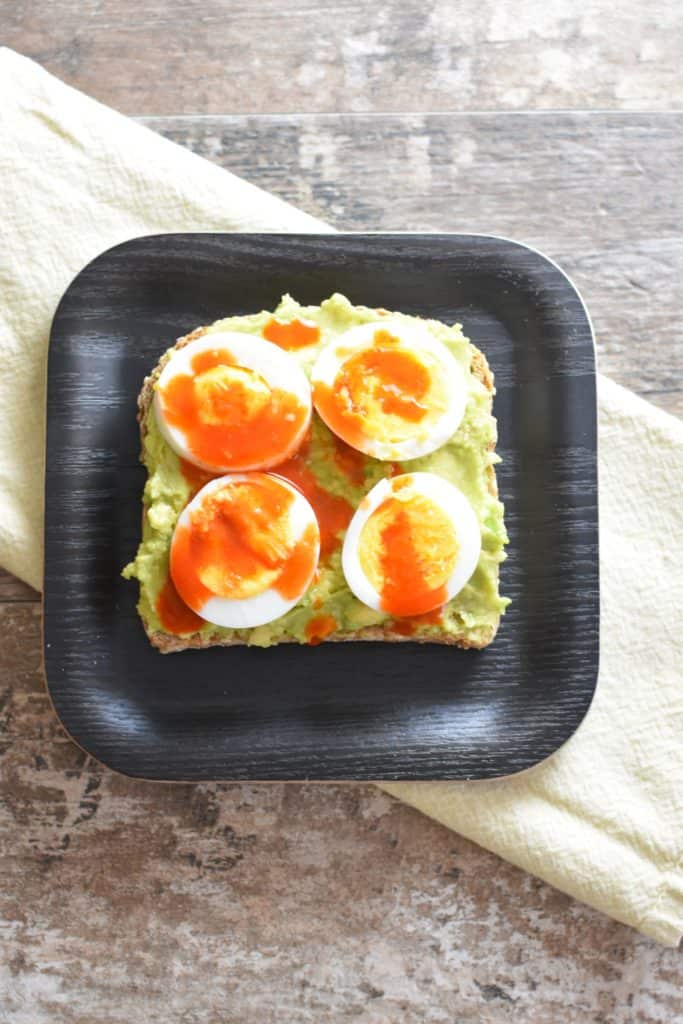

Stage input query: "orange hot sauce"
[
  {"left": 331, "top": 434, "right": 367, "bottom": 487},
  {"left": 274, "top": 443, "right": 354, "bottom": 558},
  {"left": 178, "top": 457, "right": 218, "bottom": 495},
  {"left": 305, "top": 614, "right": 338, "bottom": 646},
  {"left": 262, "top": 318, "right": 321, "bottom": 350},
  {"left": 391, "top": 607, "right": 445, "bottom": 636},
  {"left": 170, "top": 477, "right": 319, "bottom": 611},
  {"left": 156, "top": 576, "right": 205, "bottom": 635},
  {"left": 157, "top": 347, "right": 309, "bottom": 470},
  {"left": 313, "top": 332, "right": 430, "bottom": 450}
]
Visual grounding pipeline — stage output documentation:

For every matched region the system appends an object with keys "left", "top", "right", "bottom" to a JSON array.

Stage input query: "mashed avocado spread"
[{"left": 122, "top": 293, "right": 509, "bottom": 647}]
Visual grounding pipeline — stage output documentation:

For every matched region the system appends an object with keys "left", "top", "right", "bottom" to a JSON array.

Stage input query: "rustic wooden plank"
[
  {"left": 0, "top": 569, "right": 40, "bottom": 603},
  {"left": 2, "top": 1, "right": 682, "bottom": 115},
  {"left": 1, "top": 602, "right": 682, "bottom": 1021},
  {"left": 143, "top": 112, "right": 683, "bottom": 417}
]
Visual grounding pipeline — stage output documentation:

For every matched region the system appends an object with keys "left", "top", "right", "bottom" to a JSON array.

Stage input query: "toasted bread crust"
[{"left": 136, "top": 320, "right": 500, "bottom": 653}]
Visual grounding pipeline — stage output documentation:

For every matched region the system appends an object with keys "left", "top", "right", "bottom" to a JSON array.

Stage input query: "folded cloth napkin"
[{"left": 1, "top": 48, "right": 681, "bottom": 946}]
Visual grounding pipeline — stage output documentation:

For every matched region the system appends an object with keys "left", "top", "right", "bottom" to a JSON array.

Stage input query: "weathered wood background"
[
  {"left": 1, "top": 3, "right": 682, "bottom": 1021},
  {"left": 149, "top": 112, "right": 683, "bottom": 417},
  {"left": 3, "top": 0, "right": 682, "bottom": 114}
]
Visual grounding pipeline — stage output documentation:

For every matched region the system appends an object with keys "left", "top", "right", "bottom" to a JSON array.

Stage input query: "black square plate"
[{"left": 44, "top": 233, "right": 599, "bottom": 781}]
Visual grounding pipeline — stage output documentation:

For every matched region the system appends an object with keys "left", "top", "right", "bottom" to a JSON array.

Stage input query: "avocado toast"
[{"left": 123, "top": 293, "right": 508, "bottom": 651}]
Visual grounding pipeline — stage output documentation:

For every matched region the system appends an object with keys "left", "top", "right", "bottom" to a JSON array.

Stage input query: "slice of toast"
[{"left": 131, "top": 306, "right": 504, "bottom": 653}]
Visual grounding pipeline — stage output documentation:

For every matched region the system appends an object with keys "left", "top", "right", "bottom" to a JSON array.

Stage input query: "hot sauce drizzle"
[
  {"left": 332, "top": 434, "right": 367, "bottom": 487},
  {"left": 157, "top": 347, "right": 309, "bottom": 470},
  {"left": 358, "top": 484, "right": 459, "bottom": 618},
  {"left": 313, "top": 331, "right": 431, "bottom": 450},
  {"left": 170, "top": 476, "right": 319, "bottom": 612},
  {"left": 274, "top": 443, "right": 354, "bottom": 558},
  {"left": 262, "top": 318, "right": 321, "bottom": 350},
  {"left": 375, "top": 498, "right": 449, "bottom": 616},
  {"left": 179, "top": 457, "right": 218, "bottom": 495},
  {"left": 390, "top": 607, "right": 444, "bottom": 636},
  {"left": 305, "top": 614, "right": 338, "bottom": 645},
  {"left": 156, "top": 575, "right": 205, "bottom": 635}
]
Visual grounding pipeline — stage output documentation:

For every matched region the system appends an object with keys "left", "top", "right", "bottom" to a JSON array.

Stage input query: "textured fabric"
[
  {"left": 383, "top": 377, "right": 683, "bottom": 946},
  {"left": 0, "top": 48, "right": 326, "bottom": 589},
  {"left": 0, "top": 49, "right": 681, "bottom": 946}
]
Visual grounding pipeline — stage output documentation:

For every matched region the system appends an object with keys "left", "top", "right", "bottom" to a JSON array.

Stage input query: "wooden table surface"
[{"left": 1, "top": 4, "right": 682, "bottom": 1021}]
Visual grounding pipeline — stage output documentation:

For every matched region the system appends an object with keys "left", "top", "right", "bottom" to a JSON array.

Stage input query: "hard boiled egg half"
[
  {"left": 311, "top": 321, "right": 467, "bottom": 460},
  {"left": 154, "top": 332, "right": 312, "bottom": 472},
  {"left": 170, "top": 473, "right": 320, "bottom": 628},
  {"left": 342, "top": 472, "right": 481, "bottom": 617}
]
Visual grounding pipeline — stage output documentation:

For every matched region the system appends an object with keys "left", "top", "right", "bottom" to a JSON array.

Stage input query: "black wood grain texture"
[{"left": 44, "top": 233, "right": 598, "bottom": 781}]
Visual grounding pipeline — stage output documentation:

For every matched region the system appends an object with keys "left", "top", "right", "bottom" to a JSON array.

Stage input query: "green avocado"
[{"left": 122, "top": 292, "right": 509, "bottom": 647}]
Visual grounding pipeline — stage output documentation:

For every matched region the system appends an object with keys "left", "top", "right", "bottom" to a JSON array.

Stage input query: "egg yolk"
[
  {"left": 314, "top": 330, "right": 449, "bottom": 450},
  {"left": 358, "top": 486, "right": 459, "bottom": 617},
  {"left": 171, "top": 476, "right": 319, "bottom": 612},
  {"left": 157, "top": 347, "right": 309, "bottom": 470},
  {"left": 193, "top": 364, "right": 271, "bottom": 425}
]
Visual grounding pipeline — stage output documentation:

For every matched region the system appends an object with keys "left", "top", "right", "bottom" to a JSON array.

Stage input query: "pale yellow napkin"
[{"left": 1, "top": 49, "right": 681, "bottom": 946}]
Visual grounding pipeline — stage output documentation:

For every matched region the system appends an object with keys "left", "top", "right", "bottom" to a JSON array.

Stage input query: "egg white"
[
  {"left": 342, "top": 472, "right": 481, "bottom": 614},
  {"left": 171, "top": 473, "right": 320, "bottom": 629},
  {"left": 154, "top": 331, "right": 312, "bottom": 472},
  {"left": 311, "top": 320, "right": 467, "bottom": 460}
]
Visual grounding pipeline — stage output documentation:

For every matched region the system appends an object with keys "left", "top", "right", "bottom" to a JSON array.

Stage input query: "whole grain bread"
[{"left": 136, "top": 322, "right": 501, "bottom": 652}]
